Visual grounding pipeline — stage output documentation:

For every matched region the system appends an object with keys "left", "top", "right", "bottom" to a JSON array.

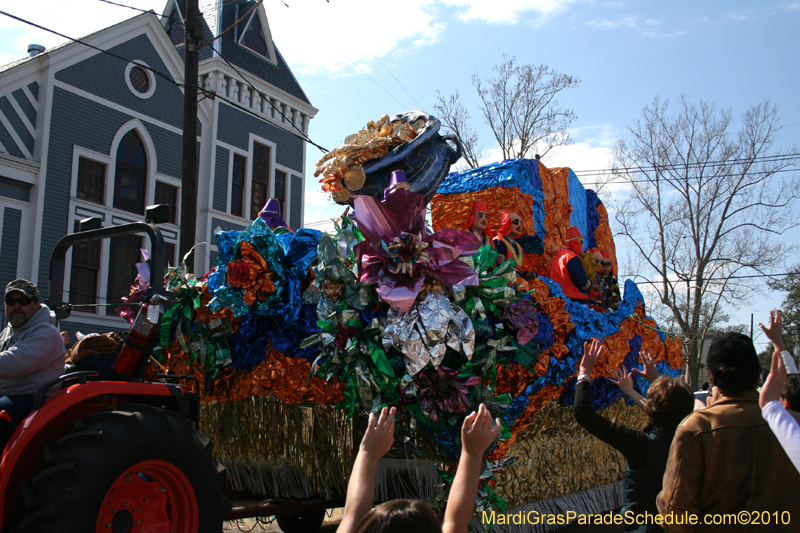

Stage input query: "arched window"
[{"left": 113, "top": 130, "right": 147, "bottom": 215}]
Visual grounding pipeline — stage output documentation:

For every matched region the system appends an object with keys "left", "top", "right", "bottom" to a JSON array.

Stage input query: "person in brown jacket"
[{"left": 657, "top": 332, "right": 800, "bottom": 532}]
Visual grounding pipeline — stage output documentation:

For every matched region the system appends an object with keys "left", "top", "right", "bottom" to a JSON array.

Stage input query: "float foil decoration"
[{"left": 147, "top": 111, "right": 684, "bottom": 515}]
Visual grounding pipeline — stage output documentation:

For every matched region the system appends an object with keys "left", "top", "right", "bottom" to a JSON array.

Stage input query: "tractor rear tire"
[{"left": 18, "top": 403, "right": 230, "bottom": 533}]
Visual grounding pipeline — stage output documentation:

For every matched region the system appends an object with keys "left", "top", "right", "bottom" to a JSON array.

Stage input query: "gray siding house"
[{"left": 0, "top": 0, "right": 317, "bottom": 335}]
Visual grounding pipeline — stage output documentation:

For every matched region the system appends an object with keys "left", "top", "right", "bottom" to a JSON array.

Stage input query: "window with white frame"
[
  {"left": 69, "top": 220, "right": 101, "bottom": 314},
  {"left": 76, "top": 157, "right": 106, "bottom": 204},
  {"left": 113, "top": 130, "right": 148, "bottom": 215},
  {"left": 154, "top": 181, "right": 179, "bottom": 224},
  {"left": 231, "top": 153, "right": 247, "bottom": 217},
  {"left": 106, "top": 233, "right": 143, "bottom": 306},
  {"left": 250, "top": 142, "right": 270, "bottom": 218},
  {"left": 274, "top": 169, "right": 287, "bottom": 216}
]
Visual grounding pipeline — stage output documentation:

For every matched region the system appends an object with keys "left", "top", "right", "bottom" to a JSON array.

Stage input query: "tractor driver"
[{"left": 0, "top": 279, "right": 65, "bottom": 448}]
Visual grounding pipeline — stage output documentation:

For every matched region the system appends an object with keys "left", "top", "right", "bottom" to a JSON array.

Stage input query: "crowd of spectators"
[{"left": 335, "top": 309, "right": 800, "bottom": 533}]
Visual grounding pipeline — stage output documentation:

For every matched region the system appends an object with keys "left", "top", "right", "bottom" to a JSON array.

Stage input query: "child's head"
[
  {"left": 355, "top": 499, "right": 441, "bottom": 533},
  {"left": 782, "top": 374, "right": 800, "bottom": 411}
]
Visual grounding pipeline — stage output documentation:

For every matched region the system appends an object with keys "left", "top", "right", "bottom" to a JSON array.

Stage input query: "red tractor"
[{"left": 0, "top": 212, "right": 230, "bottom": 532}]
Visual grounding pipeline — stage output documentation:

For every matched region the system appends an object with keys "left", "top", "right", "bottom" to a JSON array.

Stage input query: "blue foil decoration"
[
  {"left": 534, "top": 311, "right": 555, "bottom": 352},
  {"left": 266, "top": 303, "right": 322, "bottom": 360},
  {"left": 568, "top": 169, "right": 587, "bottom": 249},
  {"left": 228, "top": 313, "right": 271, "bottom": 370},
  {"left": 216, "top": 230, "right": 241, "bottom": 266},
  {"left": 559, "top": 376, "right": 623, "bottom": 411},
  {"left": 206, "top": 267, "right": 225, "bottom": 295},
  {"left": 436, "top": 159, "right": 540, "bottom": 197},
  {"left": 585, "top": 189, "right": 601, "bottom": 250},
  {"left": 540, "top": 277, "right": 644, "bottom": 357}
]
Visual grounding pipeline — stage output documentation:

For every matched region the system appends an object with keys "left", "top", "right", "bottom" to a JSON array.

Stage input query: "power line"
[
  {"left": 342, "top": 53, "right": 409, "bottom": 111},
  {"left": 1, "top": 8, "right": 329, "bottom": 152},
  {"left": 579, "top": 166, "right": 800, "bottom": 187},
  {"left": 0, "top": 9, "right": 196, "bottom": 92},
  {"left": 570, "top": 152, "right": 800, "bottom": 178},
  {"left": 205, "top": 40, "right": 328, "bottom": 152},
  {"left": 634, "top": 271, "right": 794, "bottom": 286},
  {"left": 97, "top": 0, "right": 153, "bottom": 14},
  {"left": 369, "top": 50, "right": 425, "bottom": 112},
  {"left": 91, "top": 0, "right": 328, "bottom": 151}
]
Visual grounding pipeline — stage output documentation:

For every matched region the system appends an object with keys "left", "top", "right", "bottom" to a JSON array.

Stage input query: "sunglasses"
[
  {"left": 511, "top": 219, "right": 522, "bottom": 226},
  {"left": 600, "top": 261, "right": 612, "bottom": 267},
  {"left": 5, "top": 296, "right": 32, "bottom": 306}
]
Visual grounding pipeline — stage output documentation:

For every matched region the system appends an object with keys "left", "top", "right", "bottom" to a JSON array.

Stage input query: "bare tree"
[
  {"left": 434, "top": 56, "right": 579, "bottom": 167},
  {"left": 612, "top": 95, "right": 799, "bottom": 388},
  {"left": 472, "top": 55, "right": 580, "bottom": 161},
  {"left": 434, "top": 90, "right": 484, "bottom": 168}
]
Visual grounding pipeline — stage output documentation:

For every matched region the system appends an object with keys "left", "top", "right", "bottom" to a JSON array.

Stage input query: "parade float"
[{"left": 152, "top": 111, "right": 682, "bottom": 529}]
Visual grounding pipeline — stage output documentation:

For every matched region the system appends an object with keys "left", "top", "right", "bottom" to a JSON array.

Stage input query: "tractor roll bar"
[{"left": 47, "top": 220, "right": 168, "bottom": 315}]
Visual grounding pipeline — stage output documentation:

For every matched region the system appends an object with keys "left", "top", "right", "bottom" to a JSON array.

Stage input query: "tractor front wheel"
[{"left": 18, "top": 403, "right": 229, "bottom": 533}]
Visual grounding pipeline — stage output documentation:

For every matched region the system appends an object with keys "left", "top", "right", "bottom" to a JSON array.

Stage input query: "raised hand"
[
  {"left": 579, "top": 338, "right": 604, "bottom": 376},
  {"left": 610, "top": 366, "right": 636, "bottom": 396},
  {"left": 631, "top": 351, "right": 660, "bottom": 383},
  {"left": 461, "top": 404, "right": 501, "bottom": 457},
  {"left": 360, "top": 406, "right": 396, "bottom": 458},
  {"left": 610, "top": 365, "right": 648, "bottom": 411},
  {"left": 759, "top": 310, "right": 786, "bottom": 352}
]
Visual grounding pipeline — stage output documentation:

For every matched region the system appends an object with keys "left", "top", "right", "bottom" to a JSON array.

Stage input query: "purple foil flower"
[
  {"left": 500, "top": 299, "right": 540, "bottom": 345},
  {"left": 354, "top": 188, "right": 480, "bottom": 313},
  {"left": 413, "top": 366, "right": 482, "bottom": 421}
]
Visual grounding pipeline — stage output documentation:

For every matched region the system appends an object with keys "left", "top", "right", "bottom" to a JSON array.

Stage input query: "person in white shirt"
[{"left": 759, "top": 309, "right": 800, "bottom": 474}]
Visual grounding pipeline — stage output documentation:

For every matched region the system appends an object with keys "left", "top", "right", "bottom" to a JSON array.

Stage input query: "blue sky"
[{"left": 1, "top": 0, "right": 799, "bottom": 350}]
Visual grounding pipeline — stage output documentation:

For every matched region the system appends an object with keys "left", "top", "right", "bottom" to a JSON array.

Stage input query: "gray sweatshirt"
[{"left": 0, "top": 304, "right": 66, "bottom": 396}]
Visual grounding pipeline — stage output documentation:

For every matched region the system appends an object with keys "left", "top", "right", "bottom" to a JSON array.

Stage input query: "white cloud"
[
  {"left": 0, "top": 0, "right": 584, "bottom": 77},
  {"left": 644, "top": 19, "right": 661, "bottom": 26},
  {"left": 729, "top": 11, "right": 750, "bottom": 20},
  {"left": 586, "top": 15, "right": 637, "bottom": 29},
  {"left": 0, "top": 1, "right": 164, "bottom": 65},
  {"left": 438, "top": 0, "right": 574, "bottom": 25},
  {"left": 268, "top": 1, "right": 446, "bottom": 75},
  {"left": 787, "top": 2, "right": 800, "bottom": 9},
  {"left": 643, "top": 30, "right": 688, "bottom": 38},
  {"left": 605, "top": 2, "right": 625, "bottom": 8}
]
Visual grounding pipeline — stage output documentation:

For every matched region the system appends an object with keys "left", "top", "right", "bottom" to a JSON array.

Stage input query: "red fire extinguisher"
[{"left": 113, "top": 302, "right": 162, "bottom": 378}]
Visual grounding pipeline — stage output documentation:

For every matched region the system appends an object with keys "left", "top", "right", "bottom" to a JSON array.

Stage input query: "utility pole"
[{"left": 180, "top": 0, "right": 200, "bottom": 264}]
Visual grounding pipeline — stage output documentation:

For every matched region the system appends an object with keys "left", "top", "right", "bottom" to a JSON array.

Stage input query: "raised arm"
[
  {"left": 573, "top": 339, "right": 649, "bottom": 467},
  {"left": 442, "top": 404, "right": 500, "bottom": 533},
  {"left": 338, "top": 407, "right": 396, "bottom": 533}
]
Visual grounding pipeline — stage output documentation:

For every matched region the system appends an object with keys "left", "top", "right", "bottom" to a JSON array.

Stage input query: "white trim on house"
[
  {"left": 54, "top": 80, "right": 183, "bottom": 136},
  {"left": 0, "top": 111, "right": 32, "bottom": 161},
  {"left": 0, "top": 153, "right": 38, "bottom": 185},
  {"left": 124, "top": 61, "right": 157, "bottom": 100},
  {"left": 236, "top": 5, "right": 278, "bottom": 67},
  {"left": 6, "top": 92, "right": 36, "bottom": 137},
  {"left": 28, "top": 60, "right": 56, "bottom": 286}
]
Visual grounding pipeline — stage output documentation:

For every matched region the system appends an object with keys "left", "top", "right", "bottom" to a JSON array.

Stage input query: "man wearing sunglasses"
[{"left": 0, "top": 279, "right": 65, "bottom": 448}]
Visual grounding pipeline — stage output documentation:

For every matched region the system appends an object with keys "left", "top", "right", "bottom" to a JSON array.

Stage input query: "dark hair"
[
  {"left": 706, "top": 333, "right": 761, "bottom": 396},
  {"left": 783, "top": 374, "right": 800, "bottom": 411},
  {"left": 354, "top": 499, "right": 442, "bottom": 533},
  {"left": 644, "top": 376, "right": 694, "bottom": 430}
]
